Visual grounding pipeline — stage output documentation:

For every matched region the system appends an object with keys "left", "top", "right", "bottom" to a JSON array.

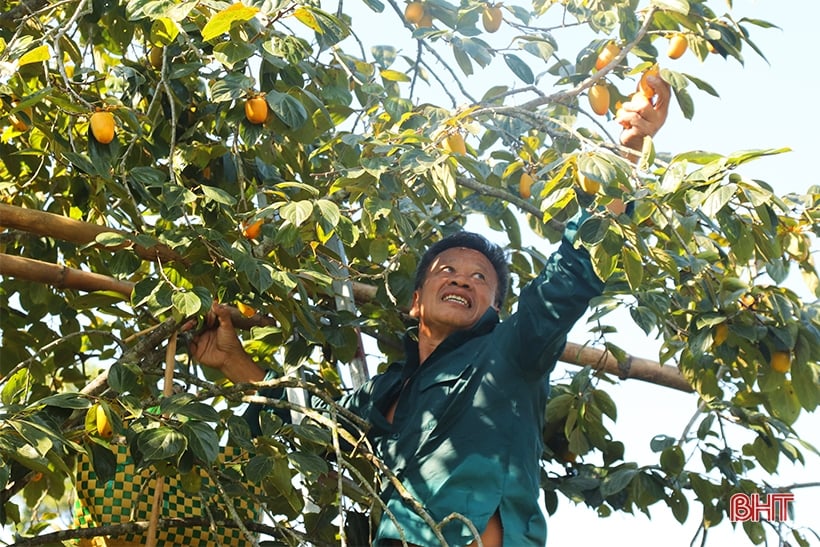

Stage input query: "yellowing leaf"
[
  {"left": 150, "top": 17, "right": 179, "bottom": 46},
  {"left": 293, "top": 7, "right": 320, "bottom": 32},
  {"left": 201, "top": 2, "right": 260, "bottom": 41},
  {"left": 380, "top": 69, "right": 411, "bottom": 82},
  {"left": 18, "top": 45, "right": 50, "bottom": 67}
]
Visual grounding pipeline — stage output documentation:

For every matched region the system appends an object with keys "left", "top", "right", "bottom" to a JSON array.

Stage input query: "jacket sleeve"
[{"left": 498, "top": 209, "right": 606, "bottom": 379}]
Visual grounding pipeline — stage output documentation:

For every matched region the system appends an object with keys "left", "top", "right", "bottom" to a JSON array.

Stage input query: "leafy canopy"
[{"left": 1, "top": 0, "right": 819, "bottom": 544}]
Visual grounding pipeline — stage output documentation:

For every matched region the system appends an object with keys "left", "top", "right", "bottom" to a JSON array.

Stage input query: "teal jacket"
[
  {"left": 248, "top": 212, "right": 604, "bottom": 546},
  {"left": 339, "top": 215, "right": 604, "bottom": 546}
]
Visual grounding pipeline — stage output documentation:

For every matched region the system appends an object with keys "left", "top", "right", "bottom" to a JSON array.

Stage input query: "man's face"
[{"left": 409, "top": 247, "right": 499, "bottom": 341}]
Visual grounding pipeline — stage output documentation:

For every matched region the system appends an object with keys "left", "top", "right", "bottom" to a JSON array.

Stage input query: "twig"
[{"left": 0, "top": 330, "right": 125, "bottom": 387}]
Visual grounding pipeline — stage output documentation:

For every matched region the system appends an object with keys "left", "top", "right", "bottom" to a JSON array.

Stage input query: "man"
[{"left": 190, "top": 75, "right": 670, "bottom": 546}]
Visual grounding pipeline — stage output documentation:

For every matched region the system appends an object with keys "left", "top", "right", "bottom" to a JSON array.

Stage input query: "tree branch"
[
  {"left": 9, "top": 518, "right": 329, "bottom": 547},
  {"left": 455, "top": 174, "right": 566, "bottom": 233}
]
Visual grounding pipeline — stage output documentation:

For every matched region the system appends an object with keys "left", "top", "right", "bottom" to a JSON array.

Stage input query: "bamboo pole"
[
  {"left": 145, "top": 331, "right": 178, "bottom": 547},
  {"left": 0, "top": 251, "right": 692, "bottom": 393},
  {"left": 561, "top": 341, "right": 692, "bottom": 393},
  {"left": 0, "top": 253, "right": 135, "bottom": 297},
  {"left": 0, "top": 203, "right": 184, "bottom": 264}
]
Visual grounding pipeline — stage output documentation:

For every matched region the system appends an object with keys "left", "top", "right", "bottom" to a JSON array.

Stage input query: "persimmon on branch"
[{"left": 0, "top": 201, "right": 692, "bottom": 393}]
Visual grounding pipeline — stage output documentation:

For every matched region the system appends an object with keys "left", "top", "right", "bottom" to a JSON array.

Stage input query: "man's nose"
[{"left": 449, "top": 275, "right": 469, "bottom": 287}]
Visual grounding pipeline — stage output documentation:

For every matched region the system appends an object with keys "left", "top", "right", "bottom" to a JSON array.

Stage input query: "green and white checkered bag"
[{"left": 73, "top": 443, "right": 262, "bottom": 547}]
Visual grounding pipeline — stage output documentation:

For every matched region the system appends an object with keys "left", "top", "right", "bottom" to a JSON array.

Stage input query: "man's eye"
[
  {"left": 441, "top": 266, "right": 454, "bottom": 273},
  {"left": 473, "top": 272, "right": 486, "bottom": 280}
]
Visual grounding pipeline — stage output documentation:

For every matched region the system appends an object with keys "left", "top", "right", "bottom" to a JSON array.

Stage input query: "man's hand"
[
  {"left": 187, "top": 303, "right": 265, "bottom": 383},
  {"left": 616, "top": 74, "right": 671, "bottom": 151}
]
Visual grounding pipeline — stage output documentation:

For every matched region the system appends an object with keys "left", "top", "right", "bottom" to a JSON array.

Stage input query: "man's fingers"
[{"left": 212, "top": 303, "right": 237, "bottom": 330}]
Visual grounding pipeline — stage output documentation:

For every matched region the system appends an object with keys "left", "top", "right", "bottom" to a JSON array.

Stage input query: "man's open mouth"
[{"left": 442, "top": 294, "right": 470, "bottom": 307}]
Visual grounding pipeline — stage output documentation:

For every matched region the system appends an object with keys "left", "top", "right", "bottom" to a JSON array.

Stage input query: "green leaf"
[
  {"left": 666, "top": 489, "right": 689, "bottom": 523},
  {"left": 130, "top": 166, "right": 167, "bottom": 186},
  {"left": 452, "top": 41, "right": 473, "bottom": 76},
  {"left": 174, "top": 401, "right": 221, "bottom": 422},
  {"left": 149, "top": 17, "right": 178, "bottom": 46},
  {"left": 591, "top": 390, "right": 617, "bottom": 421},
  {"left": 683, "top": 72, "right": 719, "bottom": 97},
  {"left": 180, "top": 421, "right": 219, "bottom": 464},
  {"left": 519, "top": 37, "right": 555, "bottom": 61},
  {"left": 315, "top": 199, "right": 341, "bottom": 229},
  {"left": 650, "top": 434, "right": 676, "bottom": 452},
  {"left": 600, "top": 467, "right": 637, "bottom": 498},
  {"left": 227, "top": 415, "right": 255, "bottom": 450},
  {"left": 742, "top": 520, "right": 766, "bottom": 545},
  {"left": 743, "top": 435, "right": 779, "bottom": 474},
  {"left": 765, "top": 380, "right": 801, "bottom": 425},
  {"left": 672, "top": 84, "right": 695, "bottom": 120},
  {"left": 267, "top": 90, "right": 308, "bottom": 129},
  {"left": 460, "top": 38, "right": 494, "bottom": 68},
  {"left": 660, "top": 446, "right": 684, "bottom": 474},
  {"left": 699, "top": 184, "right": 736, "bottom": 217},
  {"left": 280, "top": 200, "right": 314, "bottom": 227},
  {"left": 63, "top": 152, "right": 99, "bottom": 176},
  {"left": 200, "top": 184, "right": 236, "bottom": 205},
  {"left": 650, "top": 0, "right": 689, "bottom": 15},
  {"left": 213, "top": 40, "right": 256, "bottom": 69},
  {"left": 792, "top": 334, "right": 820, "bottom": 411},
  {"left": 88, "top": 444, "right": 117, "bottom": 484},
  {"left": 578, "top": 217, "right": 609, "bottom": 246},
  {"left": 621, "top": 245, "right": 643, "bottom": 291},
  {"left": 172, "top": 290, "right": 204, "bottom": 318},
  {"left": 360, "top": 0, "right": 384, "bottom": 11},
  {"left": 34, "top": 393, "right": 91, "bottom": 410},
  {"left": 108, "top": 362, "right": 143, "bottom": 394},
  {"left": 292, "top": 6, "right": 349, "bottom": 49},
  {"left": 503, "top": 54, "right": 534, "bottom": 84},
  {"left": 201, "top": 2, "right": 260, "bottom": 41},
  {"left": 380, "top": 69, "right": 410, "bottom": 82},
  {"left": 288, "top": 451, "right": 328, "bottom": 480},
  {"left": 137, "top": 427, "right": 187, "bottom": 462},
  {"left": 246, "top": 454, "right": 276, "bottom": 482}
]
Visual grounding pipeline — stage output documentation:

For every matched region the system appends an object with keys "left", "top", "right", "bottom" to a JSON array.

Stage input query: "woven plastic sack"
[{"left": 73, "top": 443, "right": 261, "bottom": 547}]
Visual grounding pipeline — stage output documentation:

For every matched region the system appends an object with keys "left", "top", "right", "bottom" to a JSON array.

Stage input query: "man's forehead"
[{"left": 429, "top": 247, "right": 495, "bottom": 269}]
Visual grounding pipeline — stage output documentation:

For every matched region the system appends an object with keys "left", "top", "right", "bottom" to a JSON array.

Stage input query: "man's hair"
[{"left": 414, "top": 231, "right": 509, "bottom": 308}]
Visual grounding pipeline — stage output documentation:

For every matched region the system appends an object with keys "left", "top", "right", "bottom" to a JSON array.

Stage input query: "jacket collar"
[{"left": 401, "top": 307, "right": 499, "bottom": 377}]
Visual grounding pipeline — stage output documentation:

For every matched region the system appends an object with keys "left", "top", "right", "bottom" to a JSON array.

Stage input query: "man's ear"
[{"left": 409, "top": 291, "right": 420, "bottom": 318}]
